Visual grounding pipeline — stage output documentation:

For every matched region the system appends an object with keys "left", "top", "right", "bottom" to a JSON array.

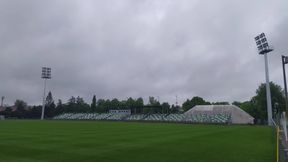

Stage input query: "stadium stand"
[
  {"left": 185, "top": 105, "right": 253, "bottom": 124},
  {"left": 53, "top": 112, "right": 230, "bottom": 124},
  {"left": 54, "top": 113, "right": 74, "bottom": 120},
  {"left": 144, "top": 114, "right": 167, "bottom": 121},
  {"left": 106, "top": 113, "right": 128, "bottom": 120},
  {"left": 125, "top": 114, "right": 146, "bottom": 121},
  {"left": 164, "top": 114, "right": 186, "bottom": 122},
  {"left": 93, "top": 113, "right": 112, "bottom": 120},
  {"left": 53, "top": 105, "right": 252, "bottom": 124}
]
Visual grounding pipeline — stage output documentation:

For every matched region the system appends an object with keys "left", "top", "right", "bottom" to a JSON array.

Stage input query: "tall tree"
[
  {"left": 45, "top": 91, "right": 56, "bottom": 118},
  {"left": 252, "top": 82, "right": 285, "bottom": 122},
  {"left": 76, "top": 96, "right": 90, "bottom": 112},
  {"left": 28, "top": 106, "right": 42, "bottom": 119},
  {"left": 170, "top": 104, "right": 179, "bottom": 113},
  {"left": 148, "top": 96, "right": 160, "bottom": 106},
  {"left": 182, "top": 99, "right": 194, "bottom": 112},
  {"left": 161, "top": 102, "right": 170, "bottom": 113},
  {"left": 239, "top": 101, "right": 255, "bottom": 117},
  {"left": 234, "top": 82, "right": 285, "bottom": 124},
  {"left": 55, "top": 99, "right": 64, "bottom": 115},
  {"left": 212, "top": 102, "right": 229, "bottom": 105},
  {"left": 147, "top": 96, "right": 161, "bottom": 113},
  {"left": 232, "top": 101, "right": 242, "bottom": 107},
  {"left": 46, "top": 91, "right": 54, "bottom": 106},
  {"left": 91, "top": 95, "right": 97, "bottom": 112},
  {"left": 126, "top": 97, "right": 135, "bottom": 109},
  {"left": 68, "top": 96, "right": 76, "bottom": 105},
  {"left": 66, "top": 96, "right": 89, "bottom": 113},
  {"left": 97, "top": 99, "right": 106, "bottom": 113},
  {"left": 182, "top": 96, "right": 209, "bottom": 112},
  {"left": 76, "top": 96, "right": 85, "bottom": 105},
  {"left": 14, "top": 100, "right": 27, "bottom": 118},
  {"left": 135, "top": 97, "right": 144, "bottom": 113},
  {"left": 110, "top": 98, "right": 120, "bottom": 110}
]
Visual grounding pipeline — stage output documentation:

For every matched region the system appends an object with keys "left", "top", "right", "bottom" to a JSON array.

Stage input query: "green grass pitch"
[{"left": 0, "top": 120, "right": 275, "bottom": 162}]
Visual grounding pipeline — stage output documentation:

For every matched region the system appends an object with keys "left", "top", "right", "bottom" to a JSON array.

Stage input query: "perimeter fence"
[{"left": 273, "top": 112, "right": 288, "bottom": 162}]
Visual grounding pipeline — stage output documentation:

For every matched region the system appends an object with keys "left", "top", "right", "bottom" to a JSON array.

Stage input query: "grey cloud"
[{"left": 0, "top": 0, "right": 288, "bottom": 106}]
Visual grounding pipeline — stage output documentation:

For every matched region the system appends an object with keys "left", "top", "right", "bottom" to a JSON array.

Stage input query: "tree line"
[
  {"left": 0, "top": 94, "right": 180, "bottom": 119},
  {"left": 0, "top": 82, "right": 285, "bottom": 123},
  {"left": 181, "top": 82, "right": 285, "bottom": 124}
]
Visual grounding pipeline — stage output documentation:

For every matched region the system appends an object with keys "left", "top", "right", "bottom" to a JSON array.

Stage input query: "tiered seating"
[
  {"left": 196, "top": 114, "right": 210, "bottom": 123},
  {"left": 164, "top": 114, "right": 186, "bottom": 122},
  {"left": 106, "top": 113, "right": 128, "bottom": 120},
  {"left": 212, "top": 114, "right": 230, "bottom": 123},
  {"left": 182, "top": 113, "right": 230, "bottom": 123},
  {"left": 144, "top": 114, "right": 167, "bottom": 121},
  {"left": 125, "top": 114, "right": 146, "bottom": 121},
  {"left": 93, "top": 113, "right": 112, "bottom": 120},
  {"left": 54, "top": 112, "right": 231, "bottom": 124},
  {"left": 183, "top": 114, "right": 197, "bottom": 123},
  {"left": 54, "top": 113, "right": 107, "bottom": 120},
  {"left": 68, "top": 113, "right": 86, "bottom": 120},
  {"left": 54, "top": 113, "right": 74, "bottom": 120},
  {"left": 78, "top": 113, "right": 99, "bottom": 120}
]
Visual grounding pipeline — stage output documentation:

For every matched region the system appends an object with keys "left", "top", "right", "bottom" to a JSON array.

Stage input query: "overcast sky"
[{"left": 0, "top": 0, "right": 288, "bottom": 106}]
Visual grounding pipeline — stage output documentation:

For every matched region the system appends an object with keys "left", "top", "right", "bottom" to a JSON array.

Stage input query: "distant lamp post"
[
  {"left": 282, "top": 55, "right": 288, "bottom": 113},
  {"left": 41, "top": 67, "right": 51, "bottom": 120},
  {"left": 175, "top": 95, "right": 178, "bottom": 107},
  {"left": 1, "top": 96, "right": 4, "bottom": 107},
  {"left": 254, "top": 33, "right": 274, "bottom": 126}
]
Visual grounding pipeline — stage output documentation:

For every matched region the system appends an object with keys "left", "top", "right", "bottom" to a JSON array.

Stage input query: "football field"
[{"left": 0, "top": 120, "right": 275, "bottom": 162}]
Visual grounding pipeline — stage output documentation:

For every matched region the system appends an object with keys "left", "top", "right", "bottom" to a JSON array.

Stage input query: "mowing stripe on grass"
[{"left": 0, "top": 120, "right": 275, "bottom": 162}]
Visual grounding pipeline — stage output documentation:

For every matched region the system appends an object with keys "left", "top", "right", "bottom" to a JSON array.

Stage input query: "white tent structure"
[{"left": 184, "top": 105, "right": 254, "bottom": 124}]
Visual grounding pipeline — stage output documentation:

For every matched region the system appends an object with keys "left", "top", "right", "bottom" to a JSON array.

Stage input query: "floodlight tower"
[
  {"left": 41, "top": 67, "right": 51, "bottom": 120},
  {"left": 254, "top": 33, "right": 273, "bottom": 126},
  {"left": 282, "top": 55, "right": 288, "bottom": 112}
]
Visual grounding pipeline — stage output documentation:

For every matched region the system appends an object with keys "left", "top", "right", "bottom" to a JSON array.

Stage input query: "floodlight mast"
[
  {"left": 254, "top": 33, "right": 273, "bottom": 126},
  {"left": 282, "top": 55, "right": 288, "bottom": 113},
  {"left": 41, "top": 67, "right": 51, "bottom": 120}
]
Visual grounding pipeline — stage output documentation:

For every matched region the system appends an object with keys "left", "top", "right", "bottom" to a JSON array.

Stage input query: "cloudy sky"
[{"left": 0, "top": 0, "right": 288, "bottom": 106}]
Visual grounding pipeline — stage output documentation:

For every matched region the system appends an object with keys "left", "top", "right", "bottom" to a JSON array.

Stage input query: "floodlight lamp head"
[
  {"left": 41, "top": 67, "right": 51, "bottom": 79},
  {"left": 255, "top": 33, "right": 273, "bottom": 55},
  {"left": 283, "top": 55, "right": 288, "bottom": 64}
]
